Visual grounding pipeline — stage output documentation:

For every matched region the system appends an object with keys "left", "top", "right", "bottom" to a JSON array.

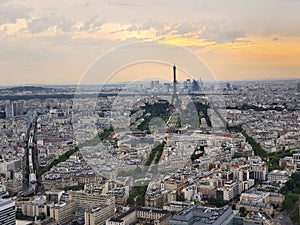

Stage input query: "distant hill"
[{"left": 1, "top": 86, "right": 55, "bottom": 93}]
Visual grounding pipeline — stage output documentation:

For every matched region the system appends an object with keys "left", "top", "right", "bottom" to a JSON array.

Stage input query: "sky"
[{"left": 0, "top": 0, "right": 300, "bottom": 85}]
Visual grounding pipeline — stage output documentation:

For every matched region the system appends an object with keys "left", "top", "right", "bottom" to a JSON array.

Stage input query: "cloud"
[
  {"left": 161, "top": 38, "right": 214, "bottom": 48},
  {"left": 26, "top": 17, "right": 55, "bottom": 34},
  {"left": 91, "top": 21, "right": 238, "bottom": 47},
  {"left": 0, "top": 0, "right": 10, "bottom": 4},
  {"left": 140, "top": 21, "right": 164, "bottom": 31},
  {"left": 201, "top": 22, "right": 246, "bottom": 43},
  {"left": 0, "top": 18, "right": 28, "bottom": 36},
  {"left": 26, "top": 15, "right": 76, "bottom": 35},
  {"left": 59, "top": 20, "right": 74, "bottom": 33},
  {"left": 123, "top": 21, "right": 246, "bottom": 45},
  {"left": 126, "top": 24, "right": 138, "bottom": 32},
  {"left": 0, "top": 4, "right": 31, "bottom": 25},
  {"left": 25, "top": 14, "right": 104, "bottom": 37},
  {"left": 79, "top": 16, "right": 103, "bottom": 32},
  {"left": 176, "top": 23, "right": 200, "bottom": 35}
]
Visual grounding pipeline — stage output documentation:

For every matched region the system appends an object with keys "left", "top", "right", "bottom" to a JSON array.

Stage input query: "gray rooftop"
[{"left": 0, "top": 198, "right": 14, "bottom": 208}]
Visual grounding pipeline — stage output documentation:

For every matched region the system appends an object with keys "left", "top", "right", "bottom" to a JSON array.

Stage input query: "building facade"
[
  {"left": 0, "top": 198, "right": 16, "bottom": 225},
  {"left": 49, "top": 201, "right": 75, "bottom": 225},
  {"left": 85, "top": 205, "right": 115, "bottom": 225}
]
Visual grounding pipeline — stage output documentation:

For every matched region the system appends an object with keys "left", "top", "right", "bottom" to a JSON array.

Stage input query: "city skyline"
[
  {"left": 1, "top": 1, "right": 299, "bottom": 223},
  {"left": 1, "top": 0, "right": 300, "bottom": 85}
]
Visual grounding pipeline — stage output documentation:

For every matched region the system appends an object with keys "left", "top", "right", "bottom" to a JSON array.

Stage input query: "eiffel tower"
[
  {"left": 167, "top": 64, "right": 181, "bottom": 133},
  {"left": 171, "top": 64, "right": 180, "bottom": 105}
]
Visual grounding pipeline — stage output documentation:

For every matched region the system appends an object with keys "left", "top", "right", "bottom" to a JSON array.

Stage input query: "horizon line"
[{"left": 0, "top": 76, "right": 299, "bottom": 87}]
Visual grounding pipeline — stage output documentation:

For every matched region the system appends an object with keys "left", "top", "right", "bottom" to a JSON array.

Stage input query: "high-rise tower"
[{"left": 171, "top": 64, "right": 179, "bottom": 105}]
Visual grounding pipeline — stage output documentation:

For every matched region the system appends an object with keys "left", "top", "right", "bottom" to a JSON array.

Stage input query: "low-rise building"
[
  {"left": 69, "top": 192, "right": 115, "bottom": 211},
  {"left": 85, "top": 205, "right": 115, "bottom": 225},
  {"left": 170, "top": 205, "right": 234, "bottom": 225},
  {"left": 267, "top": 170, "right": 290, "bottom": 182},
  {"left": 236, "top": 201, "right": 273, "bottom": 217},
  {"left": 106, "top": 207, "right": 171, "bottom": 225},
  {"left": 49, "top": 201, "right": 76, "bottom": 225}
]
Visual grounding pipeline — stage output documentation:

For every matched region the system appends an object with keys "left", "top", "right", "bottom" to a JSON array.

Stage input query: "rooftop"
[{"left": 0, "top": 198, "right": 14, "bottom": 208}]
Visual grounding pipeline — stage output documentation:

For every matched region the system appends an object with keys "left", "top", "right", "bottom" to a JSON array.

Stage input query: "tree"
[
  {"left": 285, "top": 180, "right": 295, "bottom": 191},
  {"left": 239, "top": 207, "right": 247, "bottom": 217},
  {"left": 283, "top": 193, "right": 298, "bottom": 210},
  {"left": 176, "top": 194, "right": 185, "bottom": 202},
  {"left": 38, "top": 212, "right": 46, "bottom": 221}
]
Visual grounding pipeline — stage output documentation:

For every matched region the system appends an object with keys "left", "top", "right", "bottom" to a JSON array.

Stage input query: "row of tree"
[
  {"left": 37, "top": 147, "right": 79, "bottom": 177},
  {"left": 145, "top": 142, "right": 165, "bottom": 166}
]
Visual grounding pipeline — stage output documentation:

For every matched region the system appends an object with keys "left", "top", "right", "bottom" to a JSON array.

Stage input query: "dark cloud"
[
  {"left": 201, "top": 23, "right": 246, "bottom": 43},
  {"left": 26, "top": 15, "right": 102, "bottom": 34},
  {"left": 159, "top": 24, "right": 177, "bottom": 36},
  {"left": 27, "top": 16, "right": 75, "bottom": 34},
  {"left": 27, "top": 16, "right": 56, "bottom": 34},
  {"left": 140, "top": 21, "right": 163, "bottom": 31},
  {"left": 130, "top": 20, "right": 245, "bottom": 44},
  {"left": 79, "top": 16, "right": 103, "bottom": 31},
  {"left": 126, "top": 25, "right": 138, "bottom": 32},
  {"left": 176, "top": 23, "right": 200, "bottom": 35},
  {"left": 59, "top": 20, "right": 74, "bottom": 32},
  {"left": 0, "top": 4, "right": 31, "bottom": 25}
]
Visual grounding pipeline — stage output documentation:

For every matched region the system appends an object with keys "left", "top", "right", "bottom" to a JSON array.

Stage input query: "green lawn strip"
[
  {"left": 137, "top": 101, "right": 169, "bottom": 133},
  {"left": 127, "top": 185, "right": 148, "bottom": 206},
  {"left": 145, "top": 142, "right": 165, "bottom": 166}
]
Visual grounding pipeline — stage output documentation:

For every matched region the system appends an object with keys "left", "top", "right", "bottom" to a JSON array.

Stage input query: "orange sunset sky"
[{"left": 0, "top": 0, "right": 299, "bottom": 85}]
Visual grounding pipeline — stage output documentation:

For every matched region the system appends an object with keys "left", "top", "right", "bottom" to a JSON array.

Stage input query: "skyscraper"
[
  {"left": 226, "top": 82, "right": 231, "bottom": 90},
  {"left": 0, "top": 198, "right": 15, "bottom": 225},
  {"left": 192, "top": 79, "right": 200, "bottom": 91}
]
